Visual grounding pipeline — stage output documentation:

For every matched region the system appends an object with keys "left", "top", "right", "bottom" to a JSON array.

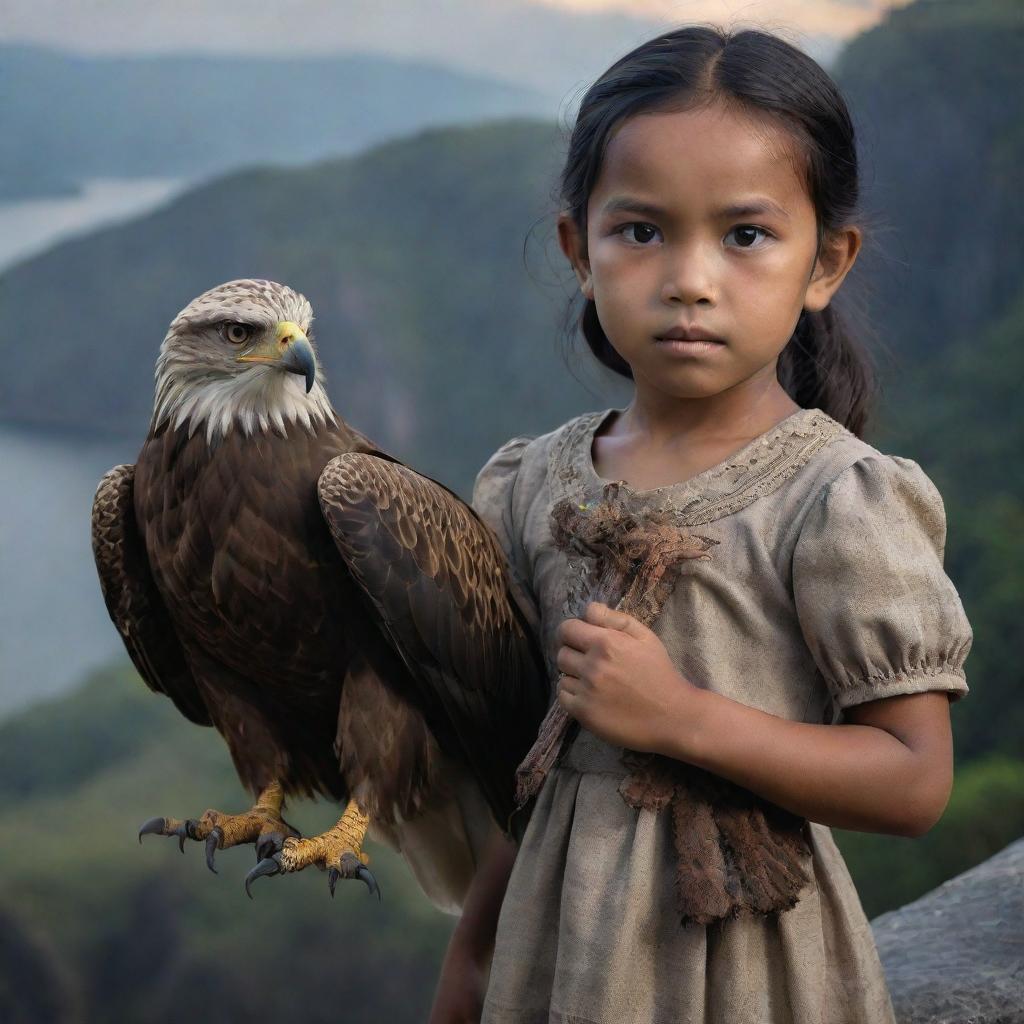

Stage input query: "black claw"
[
  {"left": 244, "top": 854, "right": 282, "bottom": 899},
  {"left": 138, "top": 816, "right": 195, "bottom": 853},
  {"left": 255, "top": 831, "right": 284, "bottom": 862},
  {"left": 357, "top": 865, "right": 382, "bottom": 902},
  {"left": 328, "top": 867, "right": 340, "bottom": 898},
  {"left": 138, "top": 817, "right": 166, "bottom": 844},
  {"left": 205, "top": 827, "right": 223, "bottom": 874}
]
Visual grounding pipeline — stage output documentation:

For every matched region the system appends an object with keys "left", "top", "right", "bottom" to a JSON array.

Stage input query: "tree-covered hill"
[
  {"left": 0, "top": 116, "right": 628, "bottom": 490},
  {"left": 878, "top": 285, "right": 1024, "bottom": 763},
  {"left": 834, "top": 0, "right": 1024, "bottom": 371},
  {"left": 2, "top": 1, "right": 1023, "bottom": 1017},
  {"left": 2, "top": 0, "right": 1021, "bottom": 757},
  {"left": 0, "top": 667, "right": 457, "bottom": 1023},
  {"left": 829, "top": 0, "right": 1024, "bottom": 768}
]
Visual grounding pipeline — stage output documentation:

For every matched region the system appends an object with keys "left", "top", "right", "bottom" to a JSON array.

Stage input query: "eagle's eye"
[{"left": 223, "top": 322, "right": 253, "bottom": 345}]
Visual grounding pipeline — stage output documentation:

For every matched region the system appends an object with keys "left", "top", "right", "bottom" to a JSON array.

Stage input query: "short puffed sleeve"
[
  {"left": 471, "top": 435, "right": 539, "bottom": 631},
  {"left": 792, "top": 454, "right": 973, "bottom": 714}
]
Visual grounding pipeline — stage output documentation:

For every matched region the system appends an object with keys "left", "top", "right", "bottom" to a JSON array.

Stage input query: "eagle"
[{"left": 91, "top": 278, "right": 549, "bottom": 908}]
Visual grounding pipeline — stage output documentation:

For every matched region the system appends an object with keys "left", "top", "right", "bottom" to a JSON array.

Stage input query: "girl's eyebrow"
[{"left": 599, "top": 195, "right": 791, "bottom": 221}]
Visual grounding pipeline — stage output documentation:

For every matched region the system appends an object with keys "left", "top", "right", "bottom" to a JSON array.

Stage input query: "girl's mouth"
[{"left": 654, "top": 338, "right": 726, "bottom": 355}]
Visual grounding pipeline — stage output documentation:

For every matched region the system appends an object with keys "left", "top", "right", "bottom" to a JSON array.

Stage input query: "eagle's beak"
[{"left": 237, "top": 321, "right": 317, "bottom": 393}]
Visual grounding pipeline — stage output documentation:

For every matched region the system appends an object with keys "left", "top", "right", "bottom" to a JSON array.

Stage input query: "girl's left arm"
[
  {"left": 555, "top": 602, "right": 953, "bottom": 838},
  {"left": 672, "top": 677, "right": 953, "bottom": 838}
]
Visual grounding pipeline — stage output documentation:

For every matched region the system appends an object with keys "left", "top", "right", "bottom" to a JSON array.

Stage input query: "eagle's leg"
[
  {"left": 244, "top": 798, "right": 380, "bottom": 901},
  {"left": 138, "top": 781, "right": 300, "bottom": 873}
]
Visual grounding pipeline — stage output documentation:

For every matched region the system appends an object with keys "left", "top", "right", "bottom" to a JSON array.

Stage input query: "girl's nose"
[{"left": 660, "top": 243, "right": 716, "bottom": 306}]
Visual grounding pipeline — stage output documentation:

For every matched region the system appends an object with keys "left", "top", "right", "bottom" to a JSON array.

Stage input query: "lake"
[
  {"left": 0, "top": 177, "right": 184, "bottom": 273},
  {"left": 0, "top": 427, "right": 137, "bottom": 718},
  {"left": 0, "top": 176, "right": 194, "bottom": 716}
]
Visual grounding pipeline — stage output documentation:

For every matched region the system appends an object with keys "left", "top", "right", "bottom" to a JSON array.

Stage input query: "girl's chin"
[{"left": 633, "top": 373, "right": 729, "bottom": 402}]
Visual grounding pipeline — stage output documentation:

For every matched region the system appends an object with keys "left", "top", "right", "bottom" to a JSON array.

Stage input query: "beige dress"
[{"left": 470, "top": 406, "right": 973, "bottom": 1024}]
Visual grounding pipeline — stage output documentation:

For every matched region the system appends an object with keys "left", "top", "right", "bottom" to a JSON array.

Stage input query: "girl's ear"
[
  {"left": 557, "top": 212, "right": 595, "bottom": 301},
  {"left": 804, "top": 225, "right": 862, "bottom": 313}
]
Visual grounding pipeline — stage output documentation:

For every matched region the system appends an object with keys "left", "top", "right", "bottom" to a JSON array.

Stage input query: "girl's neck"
[{"left": 619, "top": 376, "right": 801, "bottom": 447}]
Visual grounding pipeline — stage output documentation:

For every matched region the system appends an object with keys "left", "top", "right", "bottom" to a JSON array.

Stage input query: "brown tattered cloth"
[{"left": 513, "top": 482, "right": 812, "bottom": 927}]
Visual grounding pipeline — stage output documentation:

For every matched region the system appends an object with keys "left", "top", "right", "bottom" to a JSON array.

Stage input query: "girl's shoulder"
[
  {"left": 472, "top": 409, "right": 601, "bottom": 505},
  {"left": 787, "top": 410, "right": 950, "bottom": 532}
]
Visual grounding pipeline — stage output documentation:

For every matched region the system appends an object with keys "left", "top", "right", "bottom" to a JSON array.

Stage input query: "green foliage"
[
  {"left": 0, "top": 666, "right": 455, "bottom": 1022},
  {"left": 0, "top": 664, "right": 178, "bottom": 804},
  {"left": 834, "top": 0, "right": 1024, "bottom": 372},
  {"left": 1, "top": 0, "right": 1023, "bottom": 1014},
  {"left": 871, "top": 287, "right": 1024, "bottom": 761}
]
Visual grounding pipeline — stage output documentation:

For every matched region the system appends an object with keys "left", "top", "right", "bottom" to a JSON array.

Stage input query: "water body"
[
  {"left": 0, "top": 177, "right": 184, "bottom": 272},
  {"left": 0, "top": 177, "right": 192, "bottom": 716},
  {"left": 0, "top": 427, "right": 137, "bottom": 718}
]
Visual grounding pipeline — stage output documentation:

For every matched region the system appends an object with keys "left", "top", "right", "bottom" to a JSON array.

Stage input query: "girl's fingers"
[
  {"left": 556, "top": 645, "right": 587, "bottom": 678},
  {"left": 557, "top": 672, "right": 580, "bottom": 702},
  {"left": 557, "top": 615, "right": 607, "bottom": 651},
  {"left": 584, "top": 601, "right": 649, "bottom": 638}
]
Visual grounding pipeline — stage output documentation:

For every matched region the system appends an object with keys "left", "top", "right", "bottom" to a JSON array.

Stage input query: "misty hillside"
[
  {"left": 0, "top": 43, "right": 552, "bottom": 200},
  {"left": 0, "top": 116, "right": 628, "bottom": 490},
  {"left": 0, "top": 666, "right": 455, "bottom": 1023},
  {"left": 2, "top": 2, "right": 1023, "bottom": 1019},
  {"left": 829, "top": 0, "right": 1024, "bottom": 765},
  {"left": 834, "top": 0, "right": 1024, "bottom": 367}
]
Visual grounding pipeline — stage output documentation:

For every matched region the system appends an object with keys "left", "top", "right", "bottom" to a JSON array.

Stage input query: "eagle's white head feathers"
[{"left": 151, "top": 279, "right": 337, "bottom": 444}]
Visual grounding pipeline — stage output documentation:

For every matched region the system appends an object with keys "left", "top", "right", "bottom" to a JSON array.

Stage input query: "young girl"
[{"left": 430, "top": 24, "right": 972, "bottom": 1024}]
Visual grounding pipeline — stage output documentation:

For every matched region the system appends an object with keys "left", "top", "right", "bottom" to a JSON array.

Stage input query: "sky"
[
  {"left": 545, "top": 0, "right": 910, "bottom": 36},
  {"left": 1, "top": 0, "right": 912, "bottom": 100}
]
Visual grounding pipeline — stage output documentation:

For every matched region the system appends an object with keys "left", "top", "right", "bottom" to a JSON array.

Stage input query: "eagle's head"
[{"left": 151, "top": 278, "right": 337, "bottom": 444}]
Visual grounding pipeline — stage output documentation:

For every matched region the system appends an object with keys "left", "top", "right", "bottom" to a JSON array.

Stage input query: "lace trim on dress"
[{"left": 547, "top": 406, "right": 849, "bottom": 525}]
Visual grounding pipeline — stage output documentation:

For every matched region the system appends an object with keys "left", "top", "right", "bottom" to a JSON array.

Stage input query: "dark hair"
[{"left": 558, "top": 25, "right": 877, "bottom": 438}]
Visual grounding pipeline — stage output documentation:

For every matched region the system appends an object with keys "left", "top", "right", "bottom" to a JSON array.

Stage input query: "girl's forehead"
[{"left": 591, "top": 103, "right": 810, "bottom": 216}]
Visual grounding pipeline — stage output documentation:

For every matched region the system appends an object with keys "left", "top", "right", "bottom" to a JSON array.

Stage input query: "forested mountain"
[
  {"left": 831, "top": 0, "right": 1024, "bottom": 762},
  {"left": 1, "top": 0, "right": 1019, "bottom": 749},
  {"left": 0, "top": 117, "right": 627, "bottom": 487},
  {"left": 0, "top": 669, "right": 455, "bottom": 1023},
  {"left": 0, "top": 43, "right": 552, "bottom": 200},
  {"left": 834, "top": 0, "right": 1024, "bottom": 369}
]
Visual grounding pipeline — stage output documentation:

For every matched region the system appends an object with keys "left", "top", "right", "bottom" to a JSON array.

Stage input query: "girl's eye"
[
  {"left": 619, "top": 222, "right": 661, "bottom": 245},
  {"left": 726, "top": 225, "right": 771, "bottom": 249},
  {"left": 223, "top": 322, "right": 252, "bottom": 345}
]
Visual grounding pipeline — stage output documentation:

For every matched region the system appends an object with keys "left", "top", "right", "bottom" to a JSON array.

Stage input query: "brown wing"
[
  {"left": 91, "top": 463, "right": 211, "bottom": 726},
  {"left": 317, "top": 453, "right": 549, "bottom": 835}
]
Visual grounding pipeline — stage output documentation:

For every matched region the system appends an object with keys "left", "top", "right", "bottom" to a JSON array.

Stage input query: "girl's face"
[{"left": 558, "top": 100, "right": 860, "bottom": 404}]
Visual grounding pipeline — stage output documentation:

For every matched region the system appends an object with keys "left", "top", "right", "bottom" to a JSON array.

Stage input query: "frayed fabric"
[{"left": 514, "top": 481, "right": 809, "bottom": 927}]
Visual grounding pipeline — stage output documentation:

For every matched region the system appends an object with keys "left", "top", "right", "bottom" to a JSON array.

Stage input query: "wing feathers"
[
  {"left": 92, "top": 464, "right": 210, "bottom": 725},
  {"left": 318, "top": 453, "right": 548, "bottom": 830}
]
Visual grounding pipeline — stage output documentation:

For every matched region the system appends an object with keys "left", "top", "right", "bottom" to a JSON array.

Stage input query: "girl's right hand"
[{"left": 427, "top": 936, "right": 489, "bottom": 1024}]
